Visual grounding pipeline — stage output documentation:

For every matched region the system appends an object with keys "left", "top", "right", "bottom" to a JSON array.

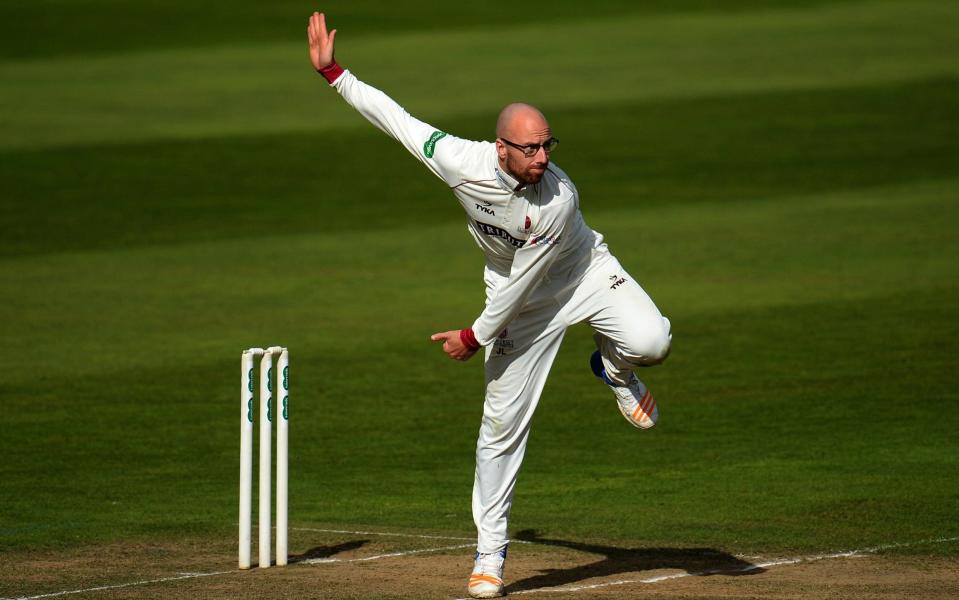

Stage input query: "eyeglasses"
[{"left": 500, "top": 137, "right": 560, "bottom": 158}]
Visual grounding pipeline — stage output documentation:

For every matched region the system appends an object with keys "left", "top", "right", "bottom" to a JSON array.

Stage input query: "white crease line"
[
  {"left": 292, "top": 526, "right": 476, "bottom": 542},
  {"left": 2, "top": 570, "right": 234, "bottom": 600},
  {"left": 303, "top": 542, "right": 475, "bottom": 564},
  {"left": 455, "top": 535, "right": 959, "bottom": 598},
  {"left": 1, "top": 528, "right": 477, "bottom": 600},
  {"left": 8, "top": 533, "right": 956, "bottom": 600}
]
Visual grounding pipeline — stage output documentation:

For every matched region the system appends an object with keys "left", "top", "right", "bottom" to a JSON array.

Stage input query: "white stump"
[
  {"left": 238, "top": 350, "right": 255, "bottom": 569},
  {"left": 276, "top": 349, "right": 289, "bottom": 566},
  {"left": 258, "top": 350, "right": 273, "bottom": 568}
]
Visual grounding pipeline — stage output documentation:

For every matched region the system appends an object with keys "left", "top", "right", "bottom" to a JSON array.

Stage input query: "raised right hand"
[{"left": 307, "top": 12, "right": 337, "bottom": 71}]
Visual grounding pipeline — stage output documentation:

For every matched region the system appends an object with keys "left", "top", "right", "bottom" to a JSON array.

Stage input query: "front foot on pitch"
[{"left": 468, "top": 548, "right": 507, "bottom": 598}]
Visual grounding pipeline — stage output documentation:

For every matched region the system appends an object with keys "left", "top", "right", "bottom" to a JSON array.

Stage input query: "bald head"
[
  {"left": 495, "top": 103, "right": 554, "bottom": 186},
  {"left": 496, "top": 103, "right": 549, "bottom": 139}
]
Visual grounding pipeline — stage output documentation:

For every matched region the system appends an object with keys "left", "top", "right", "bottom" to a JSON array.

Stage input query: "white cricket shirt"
[{"left": 331, "top": 70, "right": 604, "bottom": 345}]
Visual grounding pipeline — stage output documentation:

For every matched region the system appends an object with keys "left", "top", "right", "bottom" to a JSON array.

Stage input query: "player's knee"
[
  {"left": 624, "top": 317, "right": 672, "bottom": 366},
  {"left": 645, "top": 331, "right": 671, "bottom": 365}
]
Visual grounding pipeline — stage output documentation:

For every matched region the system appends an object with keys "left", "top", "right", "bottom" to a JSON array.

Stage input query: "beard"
[{"left": 506, "top": 152, "right": 548, "bottom": 185}]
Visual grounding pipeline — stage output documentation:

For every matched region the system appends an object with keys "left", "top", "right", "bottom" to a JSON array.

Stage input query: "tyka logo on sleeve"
[{"left": 424, "top": 130, "right": 448, "bottom": 158}]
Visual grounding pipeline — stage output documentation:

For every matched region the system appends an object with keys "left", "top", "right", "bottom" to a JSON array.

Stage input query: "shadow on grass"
[
  {"left": 289, "top": 539, "right": 369, "bottom": 563},
  {"left": 511, "top": 529, "right": 764, "bottom": 592}
]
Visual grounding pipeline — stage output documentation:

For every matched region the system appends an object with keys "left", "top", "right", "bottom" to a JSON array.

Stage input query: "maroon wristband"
[
  {"left": 460, "top": 327, "right": 481, "bottom": 351},
  {"left": 317, "top": 60, "right": 344, "bottom": 84}
]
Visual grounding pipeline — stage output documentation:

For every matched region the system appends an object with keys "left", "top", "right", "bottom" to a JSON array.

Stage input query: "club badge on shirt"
[
  {"left": 517, "top": 215, "right": 532, "bottom": 234},
  {"left": 423, "top": 130, "right": 447, "bottom": 158}
]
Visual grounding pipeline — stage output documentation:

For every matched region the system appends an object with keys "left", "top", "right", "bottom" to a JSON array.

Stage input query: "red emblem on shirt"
[{"left": 525, "top": 216, "right": 531, "bottom": 230}]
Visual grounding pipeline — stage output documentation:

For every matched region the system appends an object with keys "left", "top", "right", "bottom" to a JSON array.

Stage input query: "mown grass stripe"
[
  {"left": 1, "top": 1, "right": 955, "bottom": 150},
  {"left": 2, "top": 77, "right": 956, "bottom": 258}
]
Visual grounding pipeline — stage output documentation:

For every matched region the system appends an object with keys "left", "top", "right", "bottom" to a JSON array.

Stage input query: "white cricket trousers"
[{"left": 472, "top": 245, "right": 671, "bottom": 554}]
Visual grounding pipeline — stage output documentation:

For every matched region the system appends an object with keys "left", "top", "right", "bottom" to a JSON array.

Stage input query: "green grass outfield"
[{"left": 1, "top": 0, "right": 958, "bottom": 574}]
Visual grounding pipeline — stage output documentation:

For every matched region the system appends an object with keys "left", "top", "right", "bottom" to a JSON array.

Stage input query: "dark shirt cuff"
[
  {"left": 460, "top": 327, "right": 481, "bottom": 351},
  {"left": 317, "top": 60, "right": 344, "bottom": 84}
]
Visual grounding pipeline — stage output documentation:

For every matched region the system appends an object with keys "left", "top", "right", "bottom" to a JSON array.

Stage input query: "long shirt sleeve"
[{"left": 331, "top": 70, "right": 482, "bottom": 186}]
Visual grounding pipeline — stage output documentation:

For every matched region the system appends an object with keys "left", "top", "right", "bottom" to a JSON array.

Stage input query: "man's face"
[
  {"left": 503, "top": 138, "right": 551, "bottom": 185},
  {"left": 497, "top": 114, "right": 553, "bottom": 186}
]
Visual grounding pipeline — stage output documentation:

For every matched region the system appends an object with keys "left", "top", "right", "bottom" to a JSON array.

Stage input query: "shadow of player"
[
  {"left": 510, "top": 529, "right": 764, "bottom": 592},
  {"left": 289, "top": 539, "right": 369, "bottom": 563}
]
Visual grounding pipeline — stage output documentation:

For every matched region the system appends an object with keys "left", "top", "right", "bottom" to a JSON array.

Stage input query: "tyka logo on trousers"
[
  {"left": 609, "top": 275, "right": 627, "bottom": 290},
  {"left": 475, "top": 203, "right": 495, "bottom": 215}
]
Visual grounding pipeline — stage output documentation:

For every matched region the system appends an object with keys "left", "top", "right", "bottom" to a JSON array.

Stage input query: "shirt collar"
[{"left": 494, "top": 163, "right": 526, "bottom": 193}]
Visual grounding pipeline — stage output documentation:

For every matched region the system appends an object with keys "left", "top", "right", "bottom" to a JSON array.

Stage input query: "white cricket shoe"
[
  {"left": 591, "top": 351, "right": 658, "bottom": 429},
  {"left": 611, "top": 373, "right": 658, "bottom": 429},
  {"left": 467, "top": 547, "right": 506, "bottom": 598}
]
